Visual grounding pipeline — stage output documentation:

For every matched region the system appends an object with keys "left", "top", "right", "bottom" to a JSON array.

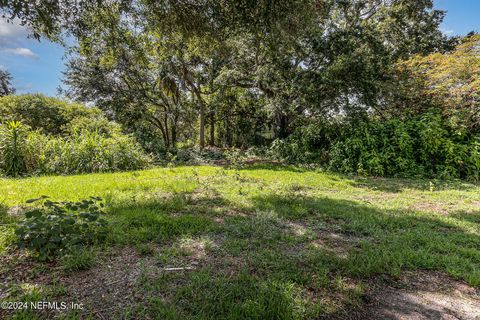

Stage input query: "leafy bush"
[
  {"left": 0, "top": 94, "right": 151, "bottom": 177},
  {"left": 164, "top": 147, "right": 228, "bottom": 165},
  {"left": 224, "top": 147, "right": 246, "bottom": 168},
  {"left": 67, "top": 115, "right": 122, "bottom": 137},
  {"left": 0, "top": 122, "right": 151, "bottom": 177},
  {"left": 27, "top": 130, "right": 152, "bottom": 175},
  {"left": 328, "top": 111, "right": 480, "bottom": 180},
  {"left": 270, "top": 111, "right": 480, "bottom": 181},
  {"left": 15, "top": 196, "right": 108, "bottom": 261},
  {"left": 0, "top": 94, "right": 116, "bottom": 136},
  {"left": 269, "top": 120, "right": 340, "bottom": 163}
]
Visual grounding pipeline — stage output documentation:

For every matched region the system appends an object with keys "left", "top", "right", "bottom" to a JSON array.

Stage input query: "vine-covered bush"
[
  {"left": 270, "top": 111, "right": 480, "bottom": 181},
  {"left": 15, "top": 196, "right": 108, "bottom": 261},
  {"left": 0, "top": 121, "right": 151, "bottom": 177},
  {"left": 328, "top": 112, "right": 480, "bottom": 180}
]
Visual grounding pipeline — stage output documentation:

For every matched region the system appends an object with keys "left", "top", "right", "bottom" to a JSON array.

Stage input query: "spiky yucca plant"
[{"left": 0, "top": 121, "right": 27, "bottom": 177}]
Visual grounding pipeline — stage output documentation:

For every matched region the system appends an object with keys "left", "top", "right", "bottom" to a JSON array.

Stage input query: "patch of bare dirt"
[
  {"left": 357, "top": 271, "right": 480, "bottom": 320},
  {"left": 285, "top": 221, "right": 310, "bottom": 236},
  {"left": 58, "top": 239, "right": 224, "bottom": 317},
  {"left": 310, "top": 230, "right": 365, "bottom": 259},
  {"left": 279, "top": 218, "right": 368, "bottom": 259},
  {"left": 0, "top": 251, "right": 56, "bottom": 298},
  {"left": 356, "top": 193, "right": 397, "bottom": 204},
  {"left": 59, "top": 247, "right": 156, "bottom": 318},
  {"left": 464, "top": 201, "right": 480, "bottom": 214},
  {"left": 410, "top": 202, "right": 452, "bottom": 215},
  {"left": 6, "top": 205, "right": 24, "bottom": 217},
  {"left": 174, "top": 236, "right": 219, "bottom": 268}
]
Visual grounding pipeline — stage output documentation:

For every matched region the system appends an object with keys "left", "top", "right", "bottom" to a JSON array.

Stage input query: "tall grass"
[{"left": 0, "top": 122, "right": 151, "bottom": 177}]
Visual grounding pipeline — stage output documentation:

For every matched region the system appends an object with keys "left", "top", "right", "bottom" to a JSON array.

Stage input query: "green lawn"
[{"left": 1, "top": 165, "right": 479, "bottom": 319}]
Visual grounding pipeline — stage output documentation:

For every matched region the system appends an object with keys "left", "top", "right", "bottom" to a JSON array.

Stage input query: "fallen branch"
[{"left": 164, "top": 267, "right": 194, "bottom": 271}]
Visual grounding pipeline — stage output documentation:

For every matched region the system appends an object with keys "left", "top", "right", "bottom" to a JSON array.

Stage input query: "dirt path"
[{"left": 363, "top": 271, "right": 480, "bottom": 320}]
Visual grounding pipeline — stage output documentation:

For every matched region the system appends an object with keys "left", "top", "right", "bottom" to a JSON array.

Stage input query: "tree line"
[{"left": 1, "top": 1, "right": 479, "bottom": 179}]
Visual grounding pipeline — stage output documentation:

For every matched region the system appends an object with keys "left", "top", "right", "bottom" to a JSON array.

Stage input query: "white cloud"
[
  {"left": 2, "top": 47, "right": 38, "bottom": 58},
  {"left": 441, "top": 28, "right": 454, "bottom": 36},
  {"left": 0, "top": 18, "right": 38, "bottom": 59},
  {"left": 0, "top": 18, "right": 29, "bottom": 48},
  {"left": 0, "top": 18, "right": 28, "bottom": 37}
]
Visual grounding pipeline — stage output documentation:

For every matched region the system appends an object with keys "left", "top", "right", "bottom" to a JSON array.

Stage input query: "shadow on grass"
[
  {"left": 10, "top": 187, "right": 475, "bottom": 319},
  {"left": 103, "top": 187, "right": 480, "bottom": 286},
  {"left": 237, "top": 163, "right": 479, "bottom": 193},
  {"left": 246, "top": 194, "right": 480, "bottom": 285},
  {"left": 0, "top": 202, "right": 15, "bottom": 224},
  {"left": 104, "top": 190, "right": 234, "bottom": 245},
  {"left": 348, "top": 176, "right": 479, "bottom": 193},
  {"left": 237, "top": 163, "right": 309, "bottom": 173},
  {"left": 129, "top": 193, "right": 480, "bottom": 319},
  {"left": 449, "top": 210, "right": 480, "bottom": 224}
]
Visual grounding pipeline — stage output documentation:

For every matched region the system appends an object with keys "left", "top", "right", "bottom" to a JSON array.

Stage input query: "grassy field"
[{"left": 1, "top": 164, "right": 479, "bottom": 319}]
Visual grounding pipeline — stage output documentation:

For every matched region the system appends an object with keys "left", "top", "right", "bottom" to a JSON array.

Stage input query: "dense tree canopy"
[
  {"left": 395, "top": 35, "right": 480, "bottom": 130},
  {"left": 61, "top": 0, "right": 451, "bottom": 150}
]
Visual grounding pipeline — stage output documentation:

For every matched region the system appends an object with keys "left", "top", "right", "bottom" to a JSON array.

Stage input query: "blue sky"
[
  {"left": 435, "top": 0, "right": 480, "bottom": 36},
  {"left": 0, "top": 0, "right": 479, "bottom": 97}
]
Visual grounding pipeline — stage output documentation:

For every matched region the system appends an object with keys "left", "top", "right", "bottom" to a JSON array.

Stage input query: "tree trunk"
[
  {"left": 225, "top": 117, "right": 232, "bottom": 147},
  {"left": 164, "top": 114, "right": 170, "bottom": 149},
  {"left": 150, "top": 116, "right": 169, "bottom": 149},
  {"left": 199, "top": 101, "right": 205, "bottom": 149},
  {"left": 171, "top": 118, "right": 177, "bottom": 148},
  {"left": 209, "top": 112, "right": 215, "bottom": 147},
  {"left": 276, "top": 113, "right": 289, "bottom": 139},
  {"left": 188, "top": 82, "right": 205, "bottom": 149}
]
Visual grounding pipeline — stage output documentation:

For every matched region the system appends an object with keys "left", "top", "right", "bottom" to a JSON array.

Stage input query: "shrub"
[
  {"left": 0, "top": 94, "right": 112, "bottom": 136},
  {"left": 270, "top": 110, "right": 480, "bottom": 181},
  {"left": 165, "top": 148, "right": 228, "bottom": 165},
  {"left": 30, "top": 131, "right": 152, "bottom": 175},
  {"left": 328, "top": 111, "right": 480, "bottom": 180},
  {"left": 0, "top": 123, "right": 151, "bottom": 177},
  {"left": 224, "top": 147, "right": 246, "bottom": 168},
  {"left": 268, "top": 120, "right": 340, "bottom": 163},
  {"left": 15, "top": 196, "right": 108, "bottom": 261},
  {"left": 66, "top": 114, "right": 122, "bottom": 137}
]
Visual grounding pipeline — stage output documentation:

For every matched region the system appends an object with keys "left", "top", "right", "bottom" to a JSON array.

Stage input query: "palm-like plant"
[{"left": 0, "top": 121, "right": 27, "bottom": 177}]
